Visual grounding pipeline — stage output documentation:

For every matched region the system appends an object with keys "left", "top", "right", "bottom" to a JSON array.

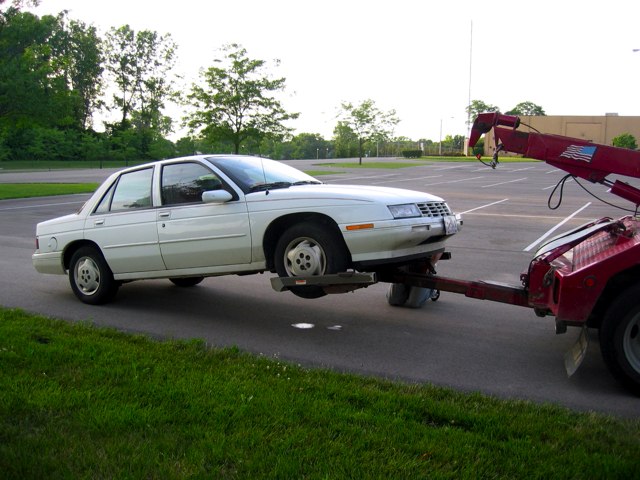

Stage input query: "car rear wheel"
[
  {"left": 69, "top": 246, "right": 119, "bottom": 305},
  {"left": 274, "top": 222, "right": 349, "bottom": 299},
  {"left": 169, "top": 277, "right": 204, "bottom": 287}
]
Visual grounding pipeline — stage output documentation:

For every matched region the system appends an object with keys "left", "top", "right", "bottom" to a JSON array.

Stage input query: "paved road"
[{"left": 1, "top": 160, "right": 638, "bottom": 418}]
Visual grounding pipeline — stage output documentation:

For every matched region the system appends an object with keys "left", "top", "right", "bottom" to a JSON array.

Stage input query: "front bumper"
[{"left": 341, "top": 214, "right": 461, "bottom": 264}]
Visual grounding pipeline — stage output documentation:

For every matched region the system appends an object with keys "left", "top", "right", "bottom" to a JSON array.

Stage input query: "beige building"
[{"left": 481, "top": 114, "right": 640, "bottom": 155}]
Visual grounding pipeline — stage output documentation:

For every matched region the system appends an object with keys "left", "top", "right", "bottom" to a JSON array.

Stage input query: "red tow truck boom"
[
  {"left": 470, "top": 112, "right": 640, "bottom": 203},
  {"left": 273, "top": 113, "right": 640, "bottom": 394}
]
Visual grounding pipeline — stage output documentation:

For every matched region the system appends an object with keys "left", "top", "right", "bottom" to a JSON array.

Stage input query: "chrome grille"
[{"left": 417, "top": 201, "right": 452, "bottom": 217}]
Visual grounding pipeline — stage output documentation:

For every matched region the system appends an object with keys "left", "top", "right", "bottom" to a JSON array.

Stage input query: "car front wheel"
[
  {"left": 68, "top": 246, "right": 119, "bottom": 305},
  {"left": 274, "top": 222, "right": 349, "bottom": 299}
]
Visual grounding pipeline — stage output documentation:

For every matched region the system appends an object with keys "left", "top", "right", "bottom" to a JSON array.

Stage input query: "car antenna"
[{"left": 260, "top": 157, "right": 269, "bottom": 195}]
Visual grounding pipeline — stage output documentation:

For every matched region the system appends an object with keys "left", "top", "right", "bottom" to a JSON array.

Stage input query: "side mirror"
[{"left": 202, "top": 190, "right": 233, "bottom": 204}]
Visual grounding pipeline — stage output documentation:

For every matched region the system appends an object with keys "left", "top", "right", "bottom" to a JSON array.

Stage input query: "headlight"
[{"left": 388, "top": 203, "right": 422, "bottom": 219}]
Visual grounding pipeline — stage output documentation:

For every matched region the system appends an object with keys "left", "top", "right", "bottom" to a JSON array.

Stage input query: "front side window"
[
  {"left": 109, "top": 168, "right": 153, "bottom": 211},
  {"left": 161, "top": 162, "right": 223, "bottom": 205}
]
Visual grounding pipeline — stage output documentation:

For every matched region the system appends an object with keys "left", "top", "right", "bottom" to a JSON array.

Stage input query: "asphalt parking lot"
[{"left": 1, "top": 159, "right": 638, "bottom": 417}]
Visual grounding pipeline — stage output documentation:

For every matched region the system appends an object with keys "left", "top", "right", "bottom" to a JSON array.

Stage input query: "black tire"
[
  {"left": 387, "top": 283, "right": 410, "bottom": 306},
  {"left": 68, "top": 246, "right": 119, "bottom": 305},
  {"left": 274, "top": 222, "right": 349, "bottom": 299},
  {"left": 599, "top": 284, "right": 640, "bottom": 395},
  {"left": 170, "top": 277, "right": 204, "bottom": 287},
  {"left": 387, "top": 284, "right": 433, "bottom": 308}
]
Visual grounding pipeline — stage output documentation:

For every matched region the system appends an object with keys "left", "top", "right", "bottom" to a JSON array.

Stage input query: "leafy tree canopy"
[
  {"left": 466, "top": 100, "right": 499, "bottom": 124},
  {"left": 505, "top": 101, "right": 546, "bottom": 116},
  {"left": 0, "top": 0, "right": 40, "bottom": 9},
  {"left": 612, "top": 133, "right": 638, "bottom": 150},
  {"left": 467, "top": 99, "right": 546, "bottom": 123},
  {"left": 185, "top": 43, "right": 299, "bottom": 154},
  {"left": 104, "top": 25, "right": 177, "bottom": 132},
  {"left": 338, "top": 99, "right": 399, "bottom": 164}
]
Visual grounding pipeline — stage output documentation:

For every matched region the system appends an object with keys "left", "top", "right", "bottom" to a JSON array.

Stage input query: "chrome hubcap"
[
  {"left": 284, "top": 238, "right": 326, "bottom": 276},
  {"left": 623, "top": 314, "right": 640, "bottom": 373},
  {"left": 75, "top": 257, "right": 100, "bottom": 295}
]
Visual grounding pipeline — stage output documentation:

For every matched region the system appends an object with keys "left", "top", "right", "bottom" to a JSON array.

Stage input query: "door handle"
[
  {"left": 94, "top": 219, "right": 104, "bottom": 226},
  {"left": 158, "top": 212, "right": 171, "bottom": 219}
]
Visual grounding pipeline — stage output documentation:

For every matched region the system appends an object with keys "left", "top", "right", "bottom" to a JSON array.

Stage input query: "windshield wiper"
[
  {"left": 248, "top": 181, "right": 292, "bottom": 193},
  {"left": 291, "top": 180, "right": 322, "bottom": 186}
]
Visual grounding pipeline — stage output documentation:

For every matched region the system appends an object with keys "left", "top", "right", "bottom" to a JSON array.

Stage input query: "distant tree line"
[{"left": 2, "top": 5, "right": 545, "bottom": 164}]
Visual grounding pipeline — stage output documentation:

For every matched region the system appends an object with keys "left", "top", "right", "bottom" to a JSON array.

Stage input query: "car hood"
[{"left": 248, "top": 184, "right": 444, "bottom": 204}]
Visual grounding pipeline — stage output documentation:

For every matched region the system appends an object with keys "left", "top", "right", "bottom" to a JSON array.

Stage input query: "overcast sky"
[{"left": 32, "top": 0, "right": 640, "bottom": 142}]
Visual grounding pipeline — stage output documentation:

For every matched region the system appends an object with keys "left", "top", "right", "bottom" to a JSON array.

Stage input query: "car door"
[
  {"left": 156, "top": 161, "right": 251, "bottom": 270},
  {"left": 84, "top": 166, "right": 166, "bottom": 274}
]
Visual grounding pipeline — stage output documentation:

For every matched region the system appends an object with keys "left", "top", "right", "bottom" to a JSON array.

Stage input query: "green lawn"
[
  {"left": 1, "top": 307, "right": 638, "bottom": 478},
  {"left": 322, "top": 157, "right": 531, "bottom": 169},
  {"left": 303, "top": 170, "right": 345, "bottom": 176},
  {"left": 0, "top": 183, "right": 99, "bottom": 200},
  {"left": 0, "top": 159, "right": 147, "bottom": 170}
]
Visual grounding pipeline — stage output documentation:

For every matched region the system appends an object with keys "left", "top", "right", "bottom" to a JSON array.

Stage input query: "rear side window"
[
  {"left": 161, "top": 162, "right": 223, "bottom": 205},
  {"left": 95, "top": 168, "right": 153, "bottom": 213}
]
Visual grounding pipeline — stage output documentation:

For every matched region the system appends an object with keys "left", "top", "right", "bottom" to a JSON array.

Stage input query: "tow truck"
[{"left": 272, "top": 112, "right": 640, "bottom": 395}]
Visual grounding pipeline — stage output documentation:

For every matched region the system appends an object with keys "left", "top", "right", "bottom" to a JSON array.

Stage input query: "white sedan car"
[{"left": 33, "top": 155, "right": 462, "bottom": 304}]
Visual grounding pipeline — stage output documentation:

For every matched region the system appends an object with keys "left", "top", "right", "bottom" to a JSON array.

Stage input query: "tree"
[
  {"left": 59, "top": 18, "right": 104, "bottom": 129},
  {"left": 0, "top": 0, "right": 40, "bottom": 9},
  {"left": 0, "top": 9, "right": 71, "bottom": 129},
  {"left": 466, "top": 100, "right": 499, "bottom": 125},
  {"left": 506, "top": 101, "right": 546, "bottom": 116},
  {"left": 185, "top": 43, "right": 299, "bottom": 154},
  {"left": 332, "top": 121, "right": 358, "bottom": 159},
  {"left": 338, "top": 99, "right": 399, "bottom": 164},
  {"left": 286, "top": 133, "right": 329, "bottom": 160},
  {"left": 612, "top": 133, "right": 638, "bottom": 150},
  {"left": 104, "top": 25, "right": 178, "bottom": 159},
  {"left": 104, "top": 25, "right": 177, "bottom": 132},
  {"left": 441, "top": 134, "right": 465, "bottom": 153}
]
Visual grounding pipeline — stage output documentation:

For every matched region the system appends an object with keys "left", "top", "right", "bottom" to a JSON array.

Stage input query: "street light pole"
[{"left": 439, "top": 117, "right": 453, "bottom": 156}]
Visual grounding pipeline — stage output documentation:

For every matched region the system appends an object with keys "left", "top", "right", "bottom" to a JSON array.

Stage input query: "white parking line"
[
  {"left": 546, "top": 169, "right": 561, "bottom": 174},
  {"left": 433, "top": 165, "right": 468, "bottom": 171},
  {"left": 543, "top": 178, "right": 573, "bottom": 190},
  {"left": 424, "top": 176, "right": 485, "bottom": 186},
  {"left": 523, "top": 202, "right": 592, "bottom": 252},
  {"left": 371, "top": 175, "right": 443, "bottom": 185},
  {"left": 460, "top": 198, "right": 509, "bottom": 214},
  {"left": 481, "top": 178, "right": 527, "bottom": 188}
]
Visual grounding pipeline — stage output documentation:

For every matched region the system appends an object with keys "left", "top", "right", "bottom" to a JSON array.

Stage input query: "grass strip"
[
  {"left": 322, "top": 161, "right": 433, "bottom": 169},
  {"left": 0, "top": 160, "right": 147, "bottom": 170},
  {"left": 322, "top": 157, "right": 532, "bottom": 169},
  {"left": 303, "top": 170, "right": 345, "bottom": 176},
  {"left": 0, "top": 307, "right": 638, "bottom": 479},
  {"left": 0, "top": 183, "right": 99, "bottom": 200}
]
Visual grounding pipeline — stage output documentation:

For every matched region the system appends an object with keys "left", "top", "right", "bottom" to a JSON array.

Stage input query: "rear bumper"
[{"left": 32, "top": 251, "right": 66, "bottom": 275}]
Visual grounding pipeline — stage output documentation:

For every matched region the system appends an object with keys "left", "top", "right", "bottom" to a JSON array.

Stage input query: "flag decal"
[{"left": 559, "top": 145, "right": 597, "bottom": 162}]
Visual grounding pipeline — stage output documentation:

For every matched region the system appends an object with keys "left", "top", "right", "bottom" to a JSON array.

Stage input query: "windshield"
[{"left": 207, "top": 156, "right": 321, "bottom": 194}]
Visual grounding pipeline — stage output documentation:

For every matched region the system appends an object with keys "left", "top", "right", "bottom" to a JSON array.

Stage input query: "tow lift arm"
[{"left": 273, "top": 113, "right": 640, "bottom": 394}]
